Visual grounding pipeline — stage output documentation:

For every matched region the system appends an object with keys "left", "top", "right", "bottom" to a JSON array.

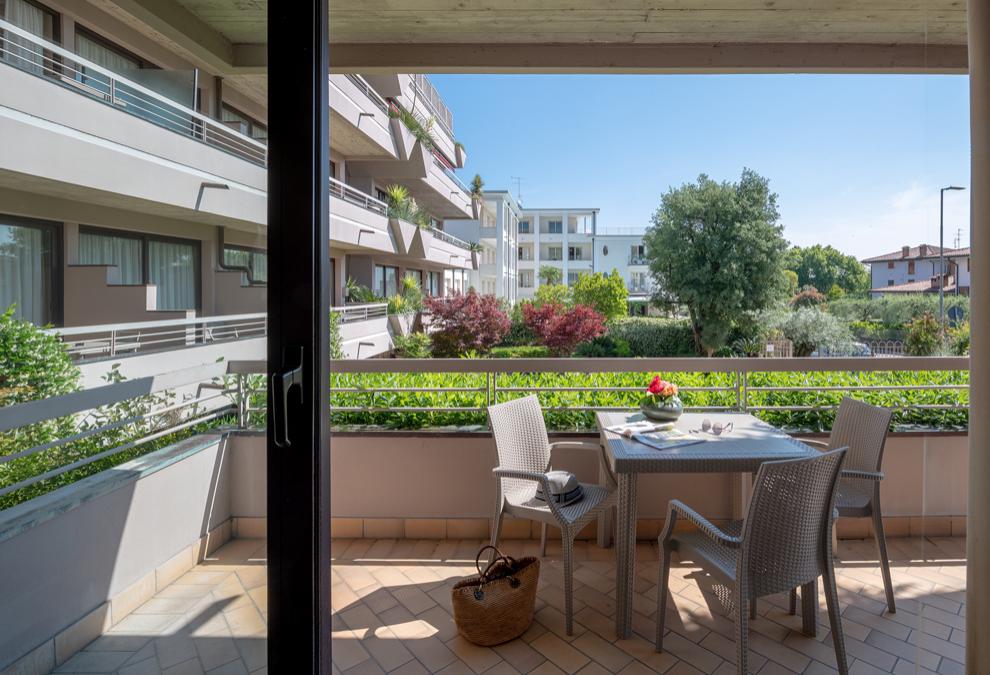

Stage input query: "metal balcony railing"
[
  {"left": 344, "top": 74, "right": 389, "bottom": 114},
  {"left": 330, "top": 177, "right": 389, "bottom": 216},
  {"left": 429, "top": 226, "right": 474, "bottom": 251},
  {"left": 0, "top": 19, "right": 267, "bottom": 166},
  {"left": 629, "top": 256, "right": 648, "bottom": 265},
  {"left": 332, "top": 303, "right": 388, "bottom": 323},
  {"left": 432, "top": 156, "right": 471, "bottom": 197},
  {"left": 411, "top": 74, "right": 454, "bottom": 138},
  {"left": 44, "top": 313, "right": 268, "bottom": 362}
]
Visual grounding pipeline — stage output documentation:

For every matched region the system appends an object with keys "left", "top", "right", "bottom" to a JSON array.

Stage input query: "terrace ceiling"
[{"left": 97, "top": 0, "right": 970, "bottom": 98}]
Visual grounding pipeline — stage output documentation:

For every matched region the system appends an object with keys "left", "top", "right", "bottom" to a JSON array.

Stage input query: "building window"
[
  {"left": 1, "top": 0, "right": 60, "bottom": 77},
  {"left": 887, "top": 261, "right": 895, "bottom": 269},
  {"left": 427, "top": 271, "right": 441, "bottom": 296},
  {"left": 74, "top": 27, "right": 150, "bottom": 96},
  {"left": 0, "top": 215, "right": 59, "bottom": 325},
  {"left": 630, "top": 245, "right": 646, "bottom": 264},
  {"left": 887, "top": 280, "right": 895, "bottom": 286},
  {"left": 908, "top": 260, "right": 915, "bottom": 275},
  {"left": 568, "top": 246, "right": 583, "bottom": 261},
  {"left": 547, "top": 247, "right": 562, "bottom": 261},
  {"left": 630, "top": 271, "right": 647, "bottom": 292},
  {"left": 547, "top": 219, "right": 563, "bottom": 234},
  {"left": 567, "top": 271, "right": 581, "bottom": 286},
  {"left": 223, "top": 244, "right": 268, "bottom": 284},
  {"left": 78, "top": 226, "right": 199, "bottom": 311},
  {"left": 518, "top": 220, "right": 530, "bottom": 234},
  {"left": 519, "top": 271, "right": 534, "bottom": 288},
  {"left": 221, "top": 104, "right": 268, "bottom": 144},
  {"left": 405, "top": 269, "right": 423, "bottom": 289},
  {"left": 373, "top": 264, "right": 399, "bottom": 298}
]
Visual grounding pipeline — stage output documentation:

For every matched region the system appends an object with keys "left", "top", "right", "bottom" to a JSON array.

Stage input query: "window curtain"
[
  {"left": 149, "top": 240, "right": 196, "bottom": 310},
  {"left": 78, "top": 231, "right": 142, "bottom": 284},
  {"left": 0, "top": 223, "right": 49, "bottom": 324},
  {"left": 3, "top": 0, "right": 45, "bottom": 74},
  {"left": 75, "top": 32, "right": 140, "bottom": 99},
  {"left": 224, "top": 247, "right": 267, "bottom": 285}
]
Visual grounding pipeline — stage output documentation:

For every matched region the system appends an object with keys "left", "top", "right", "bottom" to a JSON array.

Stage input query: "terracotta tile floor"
[{"left": 60, "top": 536, "right": 966, "bottom": 674}]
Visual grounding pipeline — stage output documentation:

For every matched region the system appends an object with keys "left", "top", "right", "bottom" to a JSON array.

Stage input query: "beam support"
[{"left": 968, "top": 1, "right": 990, "bottom": 673}]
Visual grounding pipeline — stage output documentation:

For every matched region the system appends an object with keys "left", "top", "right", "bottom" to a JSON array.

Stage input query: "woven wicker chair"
[
  {"left": 655, "top": 449, "right": 850, "bottom": 675},
  {"left": 487, "top": 395, "right": 617, "bottom": 635},
  {"left": 793, "top": 397, "right": 896, "bottom": 614}
]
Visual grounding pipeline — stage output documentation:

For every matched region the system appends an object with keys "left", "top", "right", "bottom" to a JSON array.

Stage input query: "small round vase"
[{"left": 640, "top": 398, "right": 684, "bottom": 422}]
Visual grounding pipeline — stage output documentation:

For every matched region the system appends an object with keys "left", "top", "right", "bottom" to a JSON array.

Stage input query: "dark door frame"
[{"left": 267, "top": 1, "right": 331, "bottom": 672}]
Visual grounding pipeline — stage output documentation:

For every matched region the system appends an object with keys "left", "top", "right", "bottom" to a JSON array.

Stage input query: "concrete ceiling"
[{"left": 96, "top": 0, "right": 971, "bottom": 76}]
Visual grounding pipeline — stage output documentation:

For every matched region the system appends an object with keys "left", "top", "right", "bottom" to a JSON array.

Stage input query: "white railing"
[
  {"left": 344, "top": 74, "right": 389, "bottom": 114},
  {"left": 411, "top": 74, "right": 454, "bottom": 138},
  {"left": 599, "top": 227, "right": 648, "bottom": 236},
  {"left": 432, "top": 155, "right": 471, "bottom": 196},
  {"left": 332, "top": 303, "right": 388, "bottom": 323},
  {"left": 0, "top": 20, "right": 267, "bottom": 166},
  {"left": 430, "top": 226, "right": 474, "bottom": 251},
  {"left": 629, "top": 256, "right": 648, "bottom": 265},
  {"left": 44, "top": 313, "right": 267, "bottom": 361},
  {"left": 329, "top": 177, "right": 389, "bottom": 216}
]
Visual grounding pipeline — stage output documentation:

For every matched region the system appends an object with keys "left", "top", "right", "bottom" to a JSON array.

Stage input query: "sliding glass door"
[{"left": 0, "top": 216, "right": 58, "bottom": 325}]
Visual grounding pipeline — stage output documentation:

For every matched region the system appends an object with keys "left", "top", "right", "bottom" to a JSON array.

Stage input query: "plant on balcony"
[
  {"left": 644, "top": 168, "right": 789, "bottom": 355},
  {"left": 392, "top": 332, "right": 431, "bottom": 358},
  {"left": 384, "top": 184, "right": 433, "bottom": 229},
  {"left": 539, "top": 264, "right": 563, "bottom": 286},
  {"left": 522, "top": 301, "right": 606, "bottom": 356},
  {"left": 389, "top": 107, "right": 437, "bottom": 150},
  {"left": 424, "top": 291, "right": 511, "bottom": 357},
  {"left": 571, "top": 270, "right": 629, "bottom": 322},
  {"left": 345, "top": 277, "right": 384, "bottom": 304}
]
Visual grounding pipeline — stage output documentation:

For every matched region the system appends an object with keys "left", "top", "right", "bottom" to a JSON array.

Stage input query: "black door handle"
[{"left": 272, "top": 345, "right": 303, "bottom": 447}]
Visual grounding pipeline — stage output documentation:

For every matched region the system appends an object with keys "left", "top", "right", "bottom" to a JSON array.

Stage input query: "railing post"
[
  {"left": 237, "top": 373, "right": 248, "bottom": 428},
  {"left": 109, "top": 77, "right": 116, "bottom": 105},
  {"left": 740, "top": 370, "right": 749, "bottom": 412},
  {"left": 110, "top": 329, "right": 117, "bottom": 357}
]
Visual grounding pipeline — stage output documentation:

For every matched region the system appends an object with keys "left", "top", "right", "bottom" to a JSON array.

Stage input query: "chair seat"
[
  {"left": 835, "top": 479, "right": 873, "bottom": 517},
  {"left": 670, "top": 520, "right": 744, "bottom": 586},
  {"left": 505, "top": 482, "right": 614, "bottom": 526}
]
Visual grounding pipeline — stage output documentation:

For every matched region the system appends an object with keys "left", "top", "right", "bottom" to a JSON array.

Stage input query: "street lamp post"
[{"left": 939, "top": 186, "right": 966, "bottom": 328}]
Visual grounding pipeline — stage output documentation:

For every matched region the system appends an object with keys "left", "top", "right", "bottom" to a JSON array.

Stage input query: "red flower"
[{"left": 647, "top": 376, "right": 665, "bottom": 395}]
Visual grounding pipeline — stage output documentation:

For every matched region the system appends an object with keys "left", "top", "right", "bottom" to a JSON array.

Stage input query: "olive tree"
[{"left": 644, "top": 169, "right": 788, "bottom": 355}]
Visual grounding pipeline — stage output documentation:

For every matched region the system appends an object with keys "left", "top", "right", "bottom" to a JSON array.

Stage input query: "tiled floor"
[{"left": 59, "top": 536, "right": 966, "bottom": 674}]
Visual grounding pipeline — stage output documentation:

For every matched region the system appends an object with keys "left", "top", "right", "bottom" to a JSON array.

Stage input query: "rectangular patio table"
[{"left": 596, "top": 410, "right": 819, "bottom": 640}]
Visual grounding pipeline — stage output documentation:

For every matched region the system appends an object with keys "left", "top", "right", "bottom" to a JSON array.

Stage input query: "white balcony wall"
[
  {"left": 330, "top": 195, "right": 394, "bottom": 254},
  {"left": 329, "top": 75, "right": 396, "bottom": 159},
  {"left": 339, "top": 316, "right": 391, "bottom": 359},
  {"left": 0, "top": 65, "right": 265, "bottom": 228}
]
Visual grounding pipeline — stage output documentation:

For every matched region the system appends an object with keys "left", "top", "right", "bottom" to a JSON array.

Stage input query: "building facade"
[
  {"left": 0, "top": 1, "right": 475, "bottom": 358},
  {"left": 863, "top": 244, "right": 972, "bottom": 297}
]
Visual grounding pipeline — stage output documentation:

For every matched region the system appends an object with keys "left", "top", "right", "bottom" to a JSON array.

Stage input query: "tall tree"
[
  {"left": 538, "top": 264, "right": 562, "bottom": 286},
  {"left": 571, "top": 270, "right": 629, "bottom": 321},
  {"left": 783, "top": 244, "right": 870, "bottom": 296},
  {"left": 644, "top": 169, "right": 788, "bottom": 354}
]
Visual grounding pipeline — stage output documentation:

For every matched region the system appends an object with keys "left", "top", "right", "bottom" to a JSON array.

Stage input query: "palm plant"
[
  {"left": 470, "top": 174, "right": 484, "bottom": 199},
  {"left": 384, "top": 184, "right": 434, "bottom": 230},
  {"left": 345, "top": 277, "right": 382, "bottom": 304}
]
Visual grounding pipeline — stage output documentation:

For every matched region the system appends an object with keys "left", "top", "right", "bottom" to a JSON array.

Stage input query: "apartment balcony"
[
  {"left": 335, "top": 303, "right": 391, "bottom": 358},
  {"left": 0, "top": 356, "right": 970, "bottom": 673},
  {"left": 329, "top": 74, "right": 398, "bottom": 159},
  {"left": 629, "top": 256, "right": 649, "bottom": 266},
  {"left": 0, "top": 21, "right": 266, "bottom": 228},
  {"left": 330, "top": 177, "right": 394, "bottom": 254}
]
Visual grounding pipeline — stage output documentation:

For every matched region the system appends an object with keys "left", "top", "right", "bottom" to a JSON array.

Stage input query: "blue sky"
[{"left": 433, "top": 74, "right": 971, "bottom": 260}]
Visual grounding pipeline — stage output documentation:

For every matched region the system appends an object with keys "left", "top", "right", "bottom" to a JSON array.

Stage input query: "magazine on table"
[{"left": 631, "top": 428, "right": 705, "bottom": 452}]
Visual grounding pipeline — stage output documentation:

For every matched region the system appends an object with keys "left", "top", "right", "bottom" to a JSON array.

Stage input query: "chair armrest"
[
  {"left": 842, "top": 469, "right": 884, "bottom": 481},
  {"left": 493, "top": 467, "right": 562, "bottom": 517},
  {"left": 801, "top": 438, "right": 831, "bottom": 450},
  {"left": 661, "top": 499, "right": 741, "bottom": 548},
  {"left": 548, "top": 440, "right": 616, "bottom": 488}
]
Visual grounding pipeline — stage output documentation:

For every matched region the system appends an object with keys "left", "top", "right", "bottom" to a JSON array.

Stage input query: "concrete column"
[
  {"left": 562, "top": 211, "right": 569, "bottom": 285},
  {"left": 968, "top": 1, "right": 990, "bottom": 671}
]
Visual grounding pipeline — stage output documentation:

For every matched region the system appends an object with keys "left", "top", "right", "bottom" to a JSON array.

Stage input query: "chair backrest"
[
  {"left": 487, "top": 395, "right": 551, "bottom": 475},
  {"left": 741, "top": 448, "right": 847, "bottom": 598},
  {"left": 829, "top": 397, "right": 892, "bottom": 473}
]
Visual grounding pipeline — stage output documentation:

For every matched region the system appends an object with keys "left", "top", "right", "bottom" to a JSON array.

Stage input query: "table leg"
[
  {"left": 615, "top": 472, "right": 637, "bottom": 639},
  {"left": 597, "top": 461, "right": 611, "bottom": 548},
  {"left": 801, "top": 580, "right": 818, "bottom": 637}
]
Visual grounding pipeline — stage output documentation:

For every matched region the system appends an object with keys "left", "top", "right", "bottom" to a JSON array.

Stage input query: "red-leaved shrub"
[
  {"left": 424, "top": 291, "right": 511, "bottom": 357},
  {"left": 522, "top": 302, "right": 606, "bottom": 356}
]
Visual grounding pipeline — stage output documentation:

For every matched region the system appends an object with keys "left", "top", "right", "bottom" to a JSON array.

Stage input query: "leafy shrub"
[
  {"left": 950, "top": 321, "right": 970, "bottom": 356},
  {"left": 522, "top": 302, "right": 605, "bottom": 356},
  {"left": 732, "top": 336, "right": 765, "bottom": 357},
  {"left": 346, "top": 277, "right": 383, "bottom": 304},
  {"left": 829, "top": 295, "right": 969, "bottom": 328},
  {"left": 489, "top": 345, "right": 550, "bottom": 358},
  {"left": 607, "top": 318, "right": 696, "bottom": 357},
  {"left": 571, "top": 271, "right": 628, "bottom": 321},
  {"left": 713, "top": 346, "right": 736, "bottom": 357},
  {"left": 573, "top": 335, "right": 632, "bottom": 358},
  {"left": 905, "top": 313, "right": 944, "bottom": 356},
  {"left": 329, "top": 310, "right": 343, "bottom": 360},
  {"left": 500, "top": 304, "right": 536, "bottom": 347},
  {"left": 424, "top": 291, "right": 510, "bottom": 357},
  {"left": 534, "top": 283, "right": 570, "bottom": 307},
  {"left": 781, "top": 308, "right": 853, "bottom": 357},
  {"left": 389, "top": 107, "right": 436, "bottom": 150},
  {"left": 790, "top": 286, "right": 827, "bottom": 309},
  {"left": 538, "top": 265, "right": 563, "bottom": 286},
  {"left": 392, "top": 332, "right": 431, "bottom": 358}
]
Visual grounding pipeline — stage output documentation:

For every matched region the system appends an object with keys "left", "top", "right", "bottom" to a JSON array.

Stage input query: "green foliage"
[
  {"left": 784, "top": 270, "right": 800, "bottom": 296},
  {"left": 538, "top": 265, "right": 563, "bottom": 286},
  {"left": 904, "top": 313, "right": 944, "bottom": 356},
  {"left": 470, "top": 174, "right": 484, "bottom": 198},
  {"left": 783, "top": 244, "right": 870, "bottom": 296},
  {"left": 571, "top": 270, "right": 629, "bottom": 322},
  {"left": 329, "top": 310, "right": 344, "bottom": 360},
  {"left": 330, "top": 369, "right": 968, "bottom": 433},
  {"left": 645, "top": 169, "right": 789, "bottom": 354},
  {"left": 782, "top": 307, "right": 854, "bottom": 357},
  {"left": 732, "top": 336, "right": 765, "bottom": 357},
  {"left": 950, "top": 321, "right": 970, "bottom": 356},
  {"left": 392, "top": 332, "right": 431, "bottom": 358},
  {"left": 534, "top": 284, "right": 570, "bottom": 307},
  {"left": 383, "top": 184, "right": 433, "bottom": 229},
  {"left": 389, "top": 107, "right": 436, "bottom": 150},
  {"left": 829, "top": 295, "right": 969, "bottom": 329},
  {"left": 607, "top": 318, "right": 696, "bottom": 357},
  {"left": 573, "top": 335, "right": 632, "bottom": 358},
  {"left": 790, "top": 286, "right": 827, "bottom": 309},
  {"left": 489, "top": 345, "right": 551, "bottom": 358},
  {"left": 346, "top": 277, "right": 383, "bottom": 304},
  {"left": 388, "top": 276, "right": 424, "bottom": 316}
]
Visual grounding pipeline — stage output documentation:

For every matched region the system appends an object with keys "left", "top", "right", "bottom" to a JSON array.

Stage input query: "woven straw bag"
[{"left": 451, "top": 545, "right": 540, "bottom": 646}]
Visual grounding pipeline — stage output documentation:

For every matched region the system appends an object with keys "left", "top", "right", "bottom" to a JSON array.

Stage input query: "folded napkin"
[{"left": 535, "top": 470, "right": 584, "bottom": 506}]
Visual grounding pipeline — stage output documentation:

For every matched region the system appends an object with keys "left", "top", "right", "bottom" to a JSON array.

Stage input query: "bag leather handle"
[{"left": 475, "top": 544, "right": 516, "bottom": 581}]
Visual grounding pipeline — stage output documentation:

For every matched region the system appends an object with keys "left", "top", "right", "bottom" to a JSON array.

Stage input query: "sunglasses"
[{"left": 700, "top": 419, "right": 734, "bottom": 436}]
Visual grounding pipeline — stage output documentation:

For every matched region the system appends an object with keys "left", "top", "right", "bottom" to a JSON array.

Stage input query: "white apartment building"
[
  {"left": 592, "top": 233, "right": 653, "bottom": 305},
  {"left": 516, "top": 207, "right": 598, "bottom": 297},
  {"left": 444, "top": 190, "right": 519, "bottom": 303}
]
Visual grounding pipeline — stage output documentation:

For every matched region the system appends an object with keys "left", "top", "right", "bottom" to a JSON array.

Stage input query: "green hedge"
[
  {"left": 607, "top": 318, "right": 696, "bottom": 357},
  {"left": 490, "top": 345, "right": 550, "bottom": 358}
]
